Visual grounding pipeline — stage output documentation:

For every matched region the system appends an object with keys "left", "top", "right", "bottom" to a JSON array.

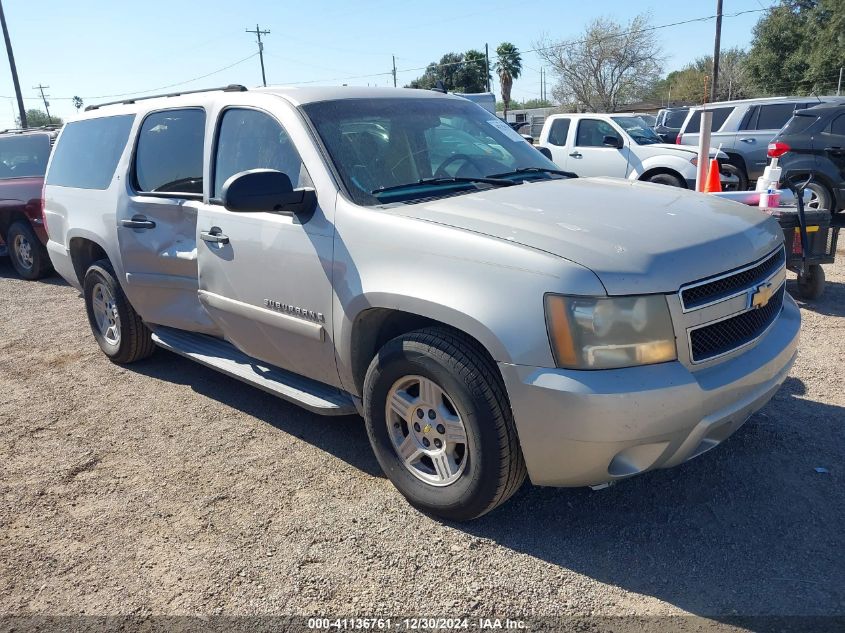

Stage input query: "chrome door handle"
[
  {"left": 739, "top": 137, "right": 755, "bottom": 143},
  {"left": 201, "top": 227, "right": 229, "bottom": 244},
  {"left": 120, "top": 216, "right": 156, "bottom": 229},
  {"left": 569, "top": 151, "right": 582, "bottom": 158}
]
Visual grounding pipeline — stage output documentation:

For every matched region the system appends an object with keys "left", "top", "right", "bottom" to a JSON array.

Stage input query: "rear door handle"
[
  {"left": 739, "top": 137, "right": 755, "bottom": 143},
  {"left": 201, "top": 227, "right": 229, "bottom": 245},
  {"left": 120, "top": 216, "right": 156, "bottom": 230},
  {"left": 569, "top": 151, "right": 582, "bottom": 158},
  {"left": 824, "top": 146, "right": 844, "bottom": 154}
]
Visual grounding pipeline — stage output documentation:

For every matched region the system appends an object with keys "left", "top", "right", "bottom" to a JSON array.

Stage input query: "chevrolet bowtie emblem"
[{"left": 751, "top": 282, "right": 774, "bottom": 309}]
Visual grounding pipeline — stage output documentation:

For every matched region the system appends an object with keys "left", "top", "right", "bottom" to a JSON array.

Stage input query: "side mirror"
[
  {"left": 537, "top": 146, "right": 553, "bottom": 160},
  {"left": 221, "top": 169, "right": 317, "bottom": 218},
  {"left": 603, "top": 135, "right": 624, "bottom": 149}
]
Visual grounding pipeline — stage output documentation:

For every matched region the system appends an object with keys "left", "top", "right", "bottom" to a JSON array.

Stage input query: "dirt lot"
[{"left": 1, "top": 249, "right": 843, "bottom": 628}]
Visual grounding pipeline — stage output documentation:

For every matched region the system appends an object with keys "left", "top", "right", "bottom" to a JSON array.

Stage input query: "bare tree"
[{"left": 535, "top": 14, "right": 663, "bottom": 112}]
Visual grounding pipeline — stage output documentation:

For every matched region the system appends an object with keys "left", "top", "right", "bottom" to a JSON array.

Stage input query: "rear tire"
[
  {"left": 7, "top": 221, "right": 52, "bottom": 280},
  {"left": 797, "top": 264, "right": 825, "bottom": 300},
  {"left": 803, "top": 179, "right": 834, "bottom": 213},
  {"left": 363, "top": 327, "right": 526, "bottom": 521},
  {"left": 646, "top": 172, "right": 684, "bottom": 188},
  {"left": 83, "top": 259, "right": 155, "bottom": 363}
]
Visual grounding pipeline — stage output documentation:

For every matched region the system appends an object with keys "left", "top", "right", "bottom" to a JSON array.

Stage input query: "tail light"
[
  {"left": 675, "top": 133, "right": 682, "bottom": 144},
  {"left": 768, "top": 141, "right": 790, "bottom": 158}
]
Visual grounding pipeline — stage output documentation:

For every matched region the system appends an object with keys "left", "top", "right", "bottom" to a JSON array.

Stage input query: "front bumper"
[{"left": 499, "top": 294, "right": 800, "bottom": 487}]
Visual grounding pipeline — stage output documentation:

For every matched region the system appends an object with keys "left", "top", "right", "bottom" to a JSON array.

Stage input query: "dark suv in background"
[
  {"left": 770, "top": 103, "right": 845, "bottom": 213},
  {"left": 0, "top": 127, "right": 58, "bottom": 279},
  {"left": 653, "top": 107, "right": 689, "bottom": 143}
]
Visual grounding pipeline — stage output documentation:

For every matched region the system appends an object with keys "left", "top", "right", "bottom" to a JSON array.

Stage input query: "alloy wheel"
[
  {"left": 385, "top": 375, "right": 469, "bottom": 486},
  {"left": 91, "top": 282, "right": 121, "bottom": 346}
]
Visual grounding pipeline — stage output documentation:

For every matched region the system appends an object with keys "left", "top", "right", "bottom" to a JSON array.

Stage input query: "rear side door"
[
  {"left": 195, "top": 106, "right": 339, "bottom": 386},
  {"left": 737, "top": 102, "right": 800, "bottom": 178},
  {"left": 820, "top": 112, "right": 845, "bottom": 199},
  {"left": 569, "top": 118, "right": 629, "bottom": 178},
  {"left": 117, "top": 107, "right": 217, "bottom": 333},
  {"left": 542, "top": 117, "right": 572, "bottom": 169}
]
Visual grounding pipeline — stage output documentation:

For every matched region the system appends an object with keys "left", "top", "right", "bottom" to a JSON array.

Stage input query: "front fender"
[{"left": 628, "top": 153, "right": 696, "bottom": 181}]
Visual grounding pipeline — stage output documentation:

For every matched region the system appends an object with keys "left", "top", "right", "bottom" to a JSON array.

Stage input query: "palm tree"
[{"left": 494, "top": 42, "right": 522, "bottom": 118}]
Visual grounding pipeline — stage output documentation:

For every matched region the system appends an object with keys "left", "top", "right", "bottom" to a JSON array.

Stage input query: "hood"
[{"left": 394, "top": 177, "right": 783, "bottom": 295}]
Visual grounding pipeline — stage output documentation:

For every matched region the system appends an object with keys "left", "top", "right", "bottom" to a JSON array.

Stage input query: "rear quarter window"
[
  {"left": 781, "top": 113, "right": 819, "bottom": 136},
  {"left": 683, "top": 107, "right": 733, "bottom": 133},
  {"left": 547, "top": 118, "right": 570, "bottom": 146},
  {"left": 47, "top": 115, "right": 135, "bottom": 189}
]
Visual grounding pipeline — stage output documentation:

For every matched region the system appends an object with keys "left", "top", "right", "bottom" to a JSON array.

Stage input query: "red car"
[{"left": 0, "top": 127, "right": 58, "bottom": 280}]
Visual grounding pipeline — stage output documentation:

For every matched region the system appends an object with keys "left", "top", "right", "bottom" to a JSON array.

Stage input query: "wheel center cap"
[{"left": 422, "top": 423, "right": 432, "bottom": 434}]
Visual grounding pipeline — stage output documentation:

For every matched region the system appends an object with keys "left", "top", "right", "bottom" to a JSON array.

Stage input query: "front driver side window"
[
  {"left": 576, "top": 120, "right": 620, "bottom": 147},
  {"left": 213, "top": 108, "right": 310, "bottom": 197}
]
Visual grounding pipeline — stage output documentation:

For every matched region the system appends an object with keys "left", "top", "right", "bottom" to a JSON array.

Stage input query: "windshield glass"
[
  {"left": 611, "top": 117, "right": 663, "bottom": 145},
  {"left": 302, "top": 97, "right": 562, "bottom": 206},
  {"left": 0, "top": 133, "right": 51, "bottom": 179}
]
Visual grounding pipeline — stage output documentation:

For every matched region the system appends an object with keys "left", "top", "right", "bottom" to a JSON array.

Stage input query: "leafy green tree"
[
  {"left": 495, "top": 42, "right": 522, "bottom": 118},
  {"left": 72, "top": 96, "right": 84, "bottom": 111},
  {"left": 746, "top": 0, "right": 845, "bottom": 95},
  {"left": 407, "top": 50, "right": 490, "bottom": 93},
  {"left": 16, "top": 109, "right": 62, "bottom": 127},
  {"left": 458, "top": 49, "right": 490, "bottom": 93}
]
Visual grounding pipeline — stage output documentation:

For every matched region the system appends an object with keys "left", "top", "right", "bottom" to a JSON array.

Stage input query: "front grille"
[
  {"left": 681, "top": 248, "right": 785, "bottom": 310},
  {"left": 689, "top": 285, "right": 785, "bottom": 362}
]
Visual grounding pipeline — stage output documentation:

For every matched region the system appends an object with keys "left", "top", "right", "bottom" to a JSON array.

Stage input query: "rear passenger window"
[
  {"left": 46, "top": 115, "right": 134, "bottom": 190},
  {"left": 547, "top": 118, "right": 570, "bottom": 146},
  {"left": 830, "top": 114, "right": 845, "bottom": 136},
  {"left": 213, "top": 108, "right": 307, "bottom": 197},
  {"left": 134, "top": 108, "right": 205, "bottom": 195},
  {"left": 685, "top": 107, "right": 733, "bottom": 133},
  {"left": 755, "top": 103, "right": 797, "bottom": 130}
]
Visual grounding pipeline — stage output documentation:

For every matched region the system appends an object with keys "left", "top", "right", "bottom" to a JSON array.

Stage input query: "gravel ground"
[{"left": 1, "top": 248, "right": 843, "bottom": 629}]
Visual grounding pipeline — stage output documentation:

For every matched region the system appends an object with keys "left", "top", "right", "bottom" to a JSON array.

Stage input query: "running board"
[{"left": 150, "top": 327, "right": 356, "bottom": 416}]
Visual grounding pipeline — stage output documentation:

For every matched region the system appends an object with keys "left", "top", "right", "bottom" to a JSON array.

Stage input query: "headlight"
[{"left": 544, "top": 294, "right": 677, "bottom": 369}]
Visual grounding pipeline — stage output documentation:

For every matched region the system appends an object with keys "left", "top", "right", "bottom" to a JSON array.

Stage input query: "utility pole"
[
  {"left": 838, "top": 67, "right": 843, "bottom": 96},
  {"left": 711, "top": 0, "right": 723, "bottom": 101},
  {"left": 34, "top": 84, "right": 51, "bottom": 123},
  {"left": 0, "top": 0, "right": 26, "bottom": 128},
  {"left": 484, "top": 43, "right": 490, "bottom": 93},
  {"left": 392, "top": 55, "right": 397, "bottom": 88},
  {"left": 540, "top": 67, "right": 544, "bottom": 102},
  {"left": 245, "top": 24, "right": 270, "bottom": 87}
]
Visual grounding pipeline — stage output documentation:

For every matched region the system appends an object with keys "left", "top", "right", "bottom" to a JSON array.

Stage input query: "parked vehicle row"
[
  {"left": 40, "top": 85, "right": 799, "bottom": 520},
  {"left": 677, "top": 95, "right": 845, "bottom": 191}
]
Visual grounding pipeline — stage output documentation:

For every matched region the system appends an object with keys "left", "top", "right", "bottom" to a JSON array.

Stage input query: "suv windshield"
[
  {"left": 611, "top": 117, "right": 662, "bottom": 145},
  {"left": 0, "top": 133, "right": 51, "bottom": 179},
  {"left": 302, "top": 97, "right": 562, "bottom": 205}
]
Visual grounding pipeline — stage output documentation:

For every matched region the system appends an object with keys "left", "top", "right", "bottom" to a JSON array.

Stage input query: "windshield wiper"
[
  {"left": 372, "top": 176, "right": 515, "bottom": 195},
  {"left": 487, "top": 166, "right": 578, "bottom": 179}
]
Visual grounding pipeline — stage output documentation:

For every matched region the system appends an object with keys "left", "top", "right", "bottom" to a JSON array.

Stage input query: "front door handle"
[
  {"left": 739, "top": 137, "right": 755, "bottom": 143},
  {"left": 201, "top": 227, "right": 229, "bottom": 245},
  {"left": 120, "top": 216, "right": 156, "bottom": 230},
  {"left": 569, "top": 151, "right": 582, "bottom": 158}
]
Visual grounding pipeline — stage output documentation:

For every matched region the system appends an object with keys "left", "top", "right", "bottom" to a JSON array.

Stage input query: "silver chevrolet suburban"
[{"left": 44, "top": 85, "right": 800, "bottom": 520}]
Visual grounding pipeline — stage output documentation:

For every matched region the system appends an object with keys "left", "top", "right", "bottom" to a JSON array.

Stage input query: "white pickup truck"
[{"left": 539, "top": 113, "right": 738, "bottom": 189}]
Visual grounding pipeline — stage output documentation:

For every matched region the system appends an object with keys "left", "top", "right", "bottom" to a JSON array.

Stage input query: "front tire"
[
  {"left": 7, "top": 221, "right": 52, "bottom": 280},
  {"left": 646, "top": 172, "right": 684, "bottom": 188},
  {"left": 363, "top": 327, "right": 526, "bottom": 521},
  {"left": 83, "top": 259, "right": 155, "bottom": 363},
  {"left": 797, "top": 264, "right": 825, "bottom": 300}
]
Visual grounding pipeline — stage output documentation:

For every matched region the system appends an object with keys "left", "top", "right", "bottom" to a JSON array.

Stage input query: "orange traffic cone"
[{"left": 704, "top": 158, "right": 722, "bottom": 193}]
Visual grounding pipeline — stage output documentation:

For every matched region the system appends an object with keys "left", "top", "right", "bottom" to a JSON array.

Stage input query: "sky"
[{"left": 0, "top": 0, "right": 772, "bottom": 128}]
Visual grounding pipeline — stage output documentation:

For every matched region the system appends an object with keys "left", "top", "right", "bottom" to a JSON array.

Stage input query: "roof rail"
[
  {"left": 85, "top": 84, "right": 248, "bottom": 112},
  {"left": 0, "top": 125, "right": 62, "bottom": 134}
]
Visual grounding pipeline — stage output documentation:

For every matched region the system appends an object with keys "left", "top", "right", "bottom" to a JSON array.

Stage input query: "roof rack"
[
  {"left": 0, "top": 125, "right": 62, "bottom": 134},
  {"left": 85, "top": 84, "right": 248, "bottom": 111}
]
